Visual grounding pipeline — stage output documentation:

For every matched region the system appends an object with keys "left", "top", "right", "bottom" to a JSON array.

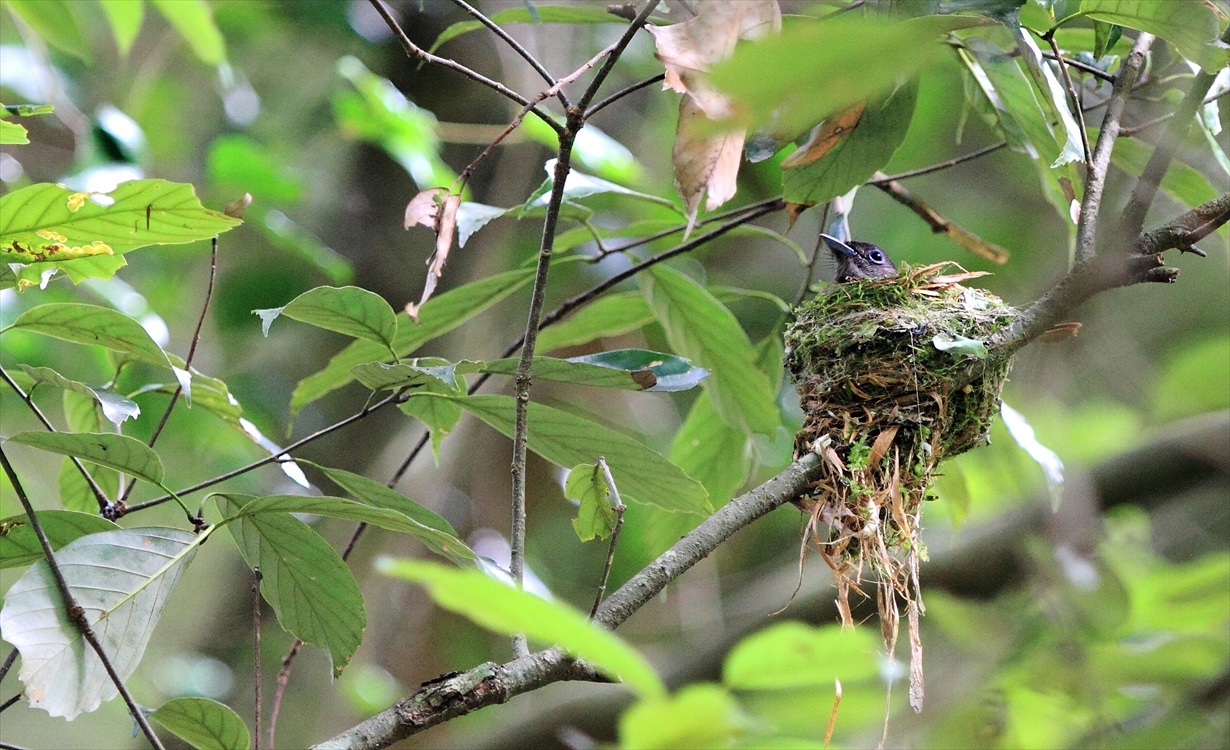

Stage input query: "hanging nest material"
[{"left": 784, "top": 263, "right": 1017, "bottom": 712}]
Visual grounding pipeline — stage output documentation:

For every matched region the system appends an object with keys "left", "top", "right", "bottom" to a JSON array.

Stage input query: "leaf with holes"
[
  {"left": 0, "top": 180, "right": 239, "bottom": 264},
  {"left": 0, "top": 527, "right": 201, "bottom": 718}
]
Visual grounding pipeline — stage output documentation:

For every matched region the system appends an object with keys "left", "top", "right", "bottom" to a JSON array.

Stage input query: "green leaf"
[
  {"left": 641, "top": 265, "right": 778, "bottom": 436},
  {"left": 257, "top": 285, "right": 398, "bottom": 351},
  {"left": 6, "top": 432, "right": 165, "bottom": 486},
  {"left": 0, "top": 527, "right": 201, "bottom": 718},
  {"left": 0, "top": 119, "right": 28, "bottom": 145},
  {"left": 334, "top": 57, "right": 455, "bottom": 189},
  {"left": 18, "top": 364, "right": 140, "bottom": 426},
  {"left": 932, "top": 333, "right": 989, "bottom": 359},
  {"left": 297, "top": 461, "right": 458, "bottom": 536},
  {"left": 398, "top": 383, "right": 464, "bottom": 461},
  {"left": 669, "top": 391, "right": 751, "bottom": 506},
  {"left": 1092, "top": 20, "right": 1122, "bottom": 58},
  {"left": 452, "top": 394, "right": 710, "bottom": 514},
  {"left": 207, "top": 135, "right": 303, "bottom": 205},
  {"left": 1081, "top": 0, "right": 1228, "bottom": 71},
  {"left": 1005, "top": 22, "right": 1086, "bottom": 167},
  {"left": 565, "top": 463, "right": 617, "bottom": 541},
  {"left": 99, "top": 0, "right": 145, "bottom": 56},
  {"left": 291, "top": 267, "right": 533, "bottom": 413},
  {"left": 58, "top": 455, "right": 118, "bottom": 513},
  {"left": 220, "top": 496, "right": 365, "bottom": 678},
  {"left": 377, "top": 557, "right": 666, "bottom": 698},
  {"left": 711, "top": 15, "right": 979, "bottom": 135},
  {"left": 151, "top": 698, "right": 250, "bottom": 750},
  {"left": 463, "top": 350, "right": 708, "bottom": 392},
  {"left": 619, "top": 685, "right": 748, "bottom": 749},
  {"left": 6, "top": 303, "right": 172, "bottom": 368},
  {"left": 522, "top": 160, "right": 680, "bottom": 216},
  {"left": 149, "top": 0, "right": 226, "bottom": 65},
  {"left": 2, "top": 104, "right": 55, "bottom": 118},
  {"left": 219, "top": 493, "right": 474, "bottom": 567},
  {"left": 959, "top": 38, "right": 1081, "bottom": 225},
  {"left": 0, "top": 511, "right": 120, "bottom": 569},
  {"left": 13, "top": 254, "right": 129, "bottom": 287},
  {"left": 351, "top": 359, "right": 460, "bottom": 392},
  {"left": 129, "top": 370, "right": 245, "bottom": 425},
  {"left": 0, "top": 180, "right": 240, "bottom": 263},
  {"left": 429, "top": 5, "right": 625, "bottom": 53},
  {"left": 723, "top": 622, "right": 880, "bottom": 689},
  {"left": 2, "top": 0, "right": 92, "bottom": 63},
  {"left": 782, "top": 80, "right": 919, "bottom": 207},
  {"left": 536, "top": 292, "right": 655, "bottom": 351}
]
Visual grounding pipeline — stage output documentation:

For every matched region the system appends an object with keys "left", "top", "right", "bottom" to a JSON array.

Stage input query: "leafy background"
[{"left": 1, "top": 0, "right": 1227, "bottom": 748}]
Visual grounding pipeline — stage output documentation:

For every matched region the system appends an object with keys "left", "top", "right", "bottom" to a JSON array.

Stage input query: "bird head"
[{"left": 820, "top": 234, "right": 897, "bottom": 283}]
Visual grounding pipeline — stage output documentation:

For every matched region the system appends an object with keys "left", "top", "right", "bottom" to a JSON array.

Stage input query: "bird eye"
[{"left": 869, "top": 250, "right": 885, "bottom": 263}]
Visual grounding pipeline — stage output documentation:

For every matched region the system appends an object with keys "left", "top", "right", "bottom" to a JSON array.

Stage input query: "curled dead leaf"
[
  {"left": 224, "top": 193, "right": 253, "bottom": 219},
  {"left": 403, "top": 189, "right": 461, "bottom": 323}
]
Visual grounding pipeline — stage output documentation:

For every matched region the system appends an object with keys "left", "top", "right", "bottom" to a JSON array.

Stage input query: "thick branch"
[
  {"left": 1075, "top": 33, "right": 1152, "bottom": 264},
  {"left": 989, "top": 193, "right": 1229, "bottom": 360},
  {"left": 312, "top": 453, "right": 823, "bottom": 750},
  {"left": 1118, "top": 25, "right": 1230, "bottom": 242}
]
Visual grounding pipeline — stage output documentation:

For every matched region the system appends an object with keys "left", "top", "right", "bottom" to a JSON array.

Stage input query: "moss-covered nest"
[{"left": 783, "top": 263, "right": 1017, "bottom": 709}]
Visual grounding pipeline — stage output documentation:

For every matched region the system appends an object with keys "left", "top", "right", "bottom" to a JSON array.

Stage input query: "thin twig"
[
  {"left": 1076, "top": 33, "right": 1153, "bottom": 264},
  {"left": 446, "top": 0, "right": 567, "bottom": 108},
  {"left": 0, "top": 650, "right": 15, "bottom": 682},
  {"left": 454, "top": 38, "right": 623, "bottom": 193},
  {"left": 869, "top": 142, "right": 1008, "bottom": 183},
  {"left": 1040, "top": 50, "right": 1115, "bottom": 82},
  {"left": 0, "top": 693, "right": 20, "bottom": 713},
  {"left": 268, "top": 639, "right": 302, "bottom": 750},
  {"left": 120, "top": 238, "right": 219, "bottom": 506},
  {"left": 576, "top": 1, "right": 658, "bottom": 112},
  {"left": 366, "top": 0, "right": 563, "bottom": 135},
  {"left": 1121, "top": 89, "right": 1230, "bottom": 136},
  {"left": 510, "top": 125, "right": 579, "bottom": 659},
  {"left": 0, "top": 365, "right": 110, "bottom": 513},
  {"left": 588, "top": 458, "right": 627, "bottom": 618},
  {"left": 1119, "top": 26, "right": 1230, "bottom": 242},
  {"left": 120, "top": 393, "right": 400, "bottom": 515},
  {"left": 0, "top": 446, "right": 166, "bottom": 750},
  {"left": 584, "top": 73, "right": 665, "bottom": 119},
  {"left": 871, "top": 174, "right": 1011, "bottom": 263},
  {"left": 594, "top": 196, "right": 784, "bottom": 260},
  {"left": 1043, "top": 31, "right": 1092, "bottom": 166},
  {"left": 252, "top": 567, "right": 263, "bottom": 750}
]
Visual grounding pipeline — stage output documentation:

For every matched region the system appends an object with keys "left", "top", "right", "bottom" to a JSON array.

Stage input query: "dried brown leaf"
[
  {"left": 1039, "top": 321, "right": 1082, "bottom": 343},
  {"left": 404, "top": 190, "right": 460, "bottom": 323},
  {"left": 650, "top": 1, "right": 780, "bottom": 232},
  {"left": 405, "top": 187, "right": 448, "bottom": 229},
  {"left": 867, "top": 425, "right": 899, "bottom": 470},
  {"left": 780, "top": 103, "right": 866, "bottom": 168}
]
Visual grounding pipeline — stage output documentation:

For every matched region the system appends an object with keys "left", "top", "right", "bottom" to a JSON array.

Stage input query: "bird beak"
[{"left": 819, "top": 234, "right": 857, "bottom": 258}]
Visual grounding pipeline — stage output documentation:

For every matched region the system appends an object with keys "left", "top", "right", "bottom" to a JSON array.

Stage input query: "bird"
[{"left": 820, "top": 234, "right": 897, "bottom": 282}]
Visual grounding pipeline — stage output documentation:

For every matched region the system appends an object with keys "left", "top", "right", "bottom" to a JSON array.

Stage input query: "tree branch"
[
  {"left": 1118, "top": 25, "right": 1230, "bottom": 242},
  {"left": 366, "top": 0, "right": 563, "bottom": 134},
  {"left": 1075, "top": 33, "right": 1153, "bottom": 264},
  {"left": 311, "top": 453, "right": 823, "bottom": 750},
  {"left": 445, "top": 0, "right": 568, "bottom": 108},
  {"left": 988, "top": 192, "right": 1229, "bottom": 361}
]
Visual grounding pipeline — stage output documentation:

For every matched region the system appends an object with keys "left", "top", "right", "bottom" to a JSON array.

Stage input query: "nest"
[{"left": 784, "top": 263, "right": 1016, "bottom": 711}]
